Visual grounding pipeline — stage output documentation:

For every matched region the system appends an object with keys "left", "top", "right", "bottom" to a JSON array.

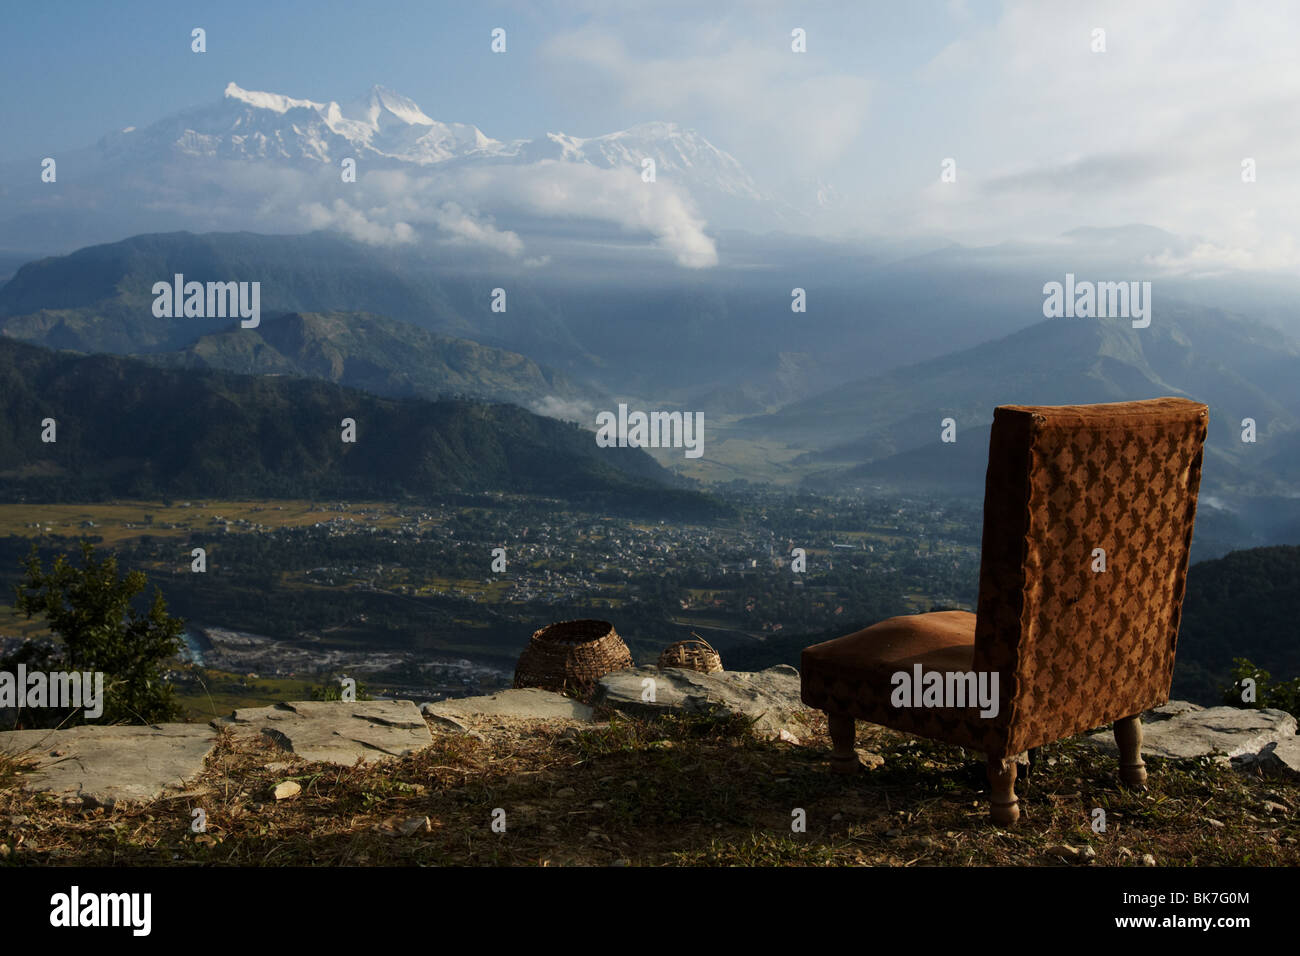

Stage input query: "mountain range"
[
  {"left": 725, "top": 303, "right": 1300, "bottom": 556},
  {"left": 750, "top": 304, "right": 1300, "bottom": 478},
  {"left": 754, "top": 303, "right": 1300, "bottom": 455},
  {"left": 0, "top": 231, "right": 484, "bottom": 350},
  {"left": 2, "top": 220, "right": 1299, "bottom": 555},
  {"left": 100, "top": 82, "right": 765, "bottom": 198},
  {"left": 142, "top": 310, "right": 599, "bottom": 413},
  {"left": 0, "top": 229, "right": 1116, "bottom": 404},
  {"left": 0, "top": 335, "right": 719, "bottom": 517},
  {"left": 0, "top": 230, "right": 915, "bottom": 403},
  {"left": 0, "top": 82, "right": 778, "bottom": 255}
]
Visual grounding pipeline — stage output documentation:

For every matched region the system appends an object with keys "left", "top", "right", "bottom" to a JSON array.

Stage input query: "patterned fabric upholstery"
[
  {"left": 801, "top": 610, "right": 1000, "bottom": 752},
  {"left": 801, "top": 398, "right": 1208, "bottom": 759}
]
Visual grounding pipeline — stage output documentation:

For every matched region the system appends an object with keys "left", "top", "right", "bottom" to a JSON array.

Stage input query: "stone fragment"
[
  {"left": 1081, "top": 705, "right": 1295, "bottom": 760},
  {"left": 424, "top": 688, "right": 593, "bottom": 722},
  {"left": 594, "top": 665, "right": 807, "bottom": 733},
  {"left": 0, "top": 723, "right": 217, "bottom": 808},
  {"left": 379, "top": 815, "right": 430, "bottom": 836},
  {"left": 1244, "top": 736, "right": 1300, "bottom": 780},
  {"left": 213, "top": 699, "right": 432, "bottom": 765},
  {"left": 273, "top": 781, "right": 301, "bottom": 801}
]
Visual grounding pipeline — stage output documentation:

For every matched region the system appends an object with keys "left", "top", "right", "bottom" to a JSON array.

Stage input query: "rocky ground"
[{"left": 0, "top": 666, "right": 1296, "bottom": 866}]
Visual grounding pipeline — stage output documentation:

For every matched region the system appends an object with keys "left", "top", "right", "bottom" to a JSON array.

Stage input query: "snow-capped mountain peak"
[
  {"left": 7, "top": 81, "right": 795, "bottom": 258},
  {"left": 223, "top": 81, "right": 326, "bottom": 114},
  {"left": 526, "top": 121, "right": 763, "bottom": 199},
  {"left": 351, "top": 85, "right": 437, "bottom": 128},
  {"left": 91, "top": 82, "right": 765, "bottom": 204},
  {"left": 605, "top": 120, "right": 685, "bottom": 140}
]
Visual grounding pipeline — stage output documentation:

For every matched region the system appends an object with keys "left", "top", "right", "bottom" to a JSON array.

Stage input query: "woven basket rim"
[
  {"left": 514, "top": 619, "right": 632, "bottom": 693},
  {"left": 530, "top": 618, "right": 616, "bottom": 646},
  {"left": 668, "top": 635, "right": 718, "bottom": 653},
  {"left": 658, "top": 633, "right": 723, "bottom": 673}
]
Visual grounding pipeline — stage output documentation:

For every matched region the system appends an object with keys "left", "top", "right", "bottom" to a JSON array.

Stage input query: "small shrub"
[{"left": 1221, "top": 658, "right": 1300, "bottom": 719}]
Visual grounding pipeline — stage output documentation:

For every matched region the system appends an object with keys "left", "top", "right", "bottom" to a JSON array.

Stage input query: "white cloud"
[
  {"left": 540, "top": 25, "right": 872, "bottom": 176},
  {"left": 300, "top": 198, "right": 417, "bottom": 245},
  {"left": 14, "top": 1, "right": 1299, "bottom": 271},
  {"left": 427, "top": 202, "right": 524, "bottom": 257},
  {"left": 147, "top": 158, "right": 717, "bottom": 267},
  {"left": 531, "top": 395, "right": 595, "bottom": 423},
  {"left": 902, "top": 0, "right": 1300, "bottom": 268},
  {"left": 455, "top": 160, "right": 718, "bottom": 267}
]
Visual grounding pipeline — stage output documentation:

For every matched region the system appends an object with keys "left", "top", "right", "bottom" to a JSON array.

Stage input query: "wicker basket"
[
  {"left": 658, "top": 634, "right": 723, "bottom": 674},
  {"left": 513, "top": 619, "right": 633, "bottom": 693}
]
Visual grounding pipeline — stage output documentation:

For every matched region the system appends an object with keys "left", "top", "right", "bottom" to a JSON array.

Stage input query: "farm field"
[{"left": 0, "top": 500, "right": 440, "bottom": 546}]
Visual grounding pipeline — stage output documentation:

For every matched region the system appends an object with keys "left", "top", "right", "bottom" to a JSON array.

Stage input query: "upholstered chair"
[{"left": 800, "top": 399, "right": 1209, "bottom": 824}]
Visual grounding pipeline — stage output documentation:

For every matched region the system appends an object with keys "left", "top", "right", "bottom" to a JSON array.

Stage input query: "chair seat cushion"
[
  {"left": 804, "top": 610, "right": 976, "bottom": 674},
  {"left": 801, "top": 610, "right": 1012, "bottom": 754}
]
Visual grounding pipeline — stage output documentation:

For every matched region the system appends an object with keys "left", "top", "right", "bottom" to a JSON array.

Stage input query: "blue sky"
[
  {"left": 3, "top": 1, "right": 1298, "bottom": 267},
  {"left": 1, "top": 1, "right": 977, "bottom": 164},
  {"left": 2, "top": 0, "right": 564, "bottom": 157}
]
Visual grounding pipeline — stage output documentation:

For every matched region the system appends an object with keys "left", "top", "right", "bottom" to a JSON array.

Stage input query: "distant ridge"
[
  {"left": 142, "top": 310, "right": 599, "bottom": 411},
  {"left": 0, "top": 336, "right": 723, "bottom": 518}
]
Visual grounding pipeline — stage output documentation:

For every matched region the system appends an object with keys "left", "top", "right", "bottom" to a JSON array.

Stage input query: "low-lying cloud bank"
[{"left": 99, "top": 157, "right": 721, "bottom": 268}]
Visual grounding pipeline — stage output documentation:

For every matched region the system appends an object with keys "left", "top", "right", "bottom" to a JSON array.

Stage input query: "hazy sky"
[{"left": 3, "top": 0, "right": 1297, "bottom": 267}]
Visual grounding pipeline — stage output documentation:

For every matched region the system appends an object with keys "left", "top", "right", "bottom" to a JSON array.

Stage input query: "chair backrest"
[{"left": 971, "top": 398, "right": 1208, "bottom": 756}]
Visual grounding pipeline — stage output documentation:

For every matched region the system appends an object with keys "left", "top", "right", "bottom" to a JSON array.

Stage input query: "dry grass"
[{"left": 0, "top": 710, "right": 1296, "bottom": 866}]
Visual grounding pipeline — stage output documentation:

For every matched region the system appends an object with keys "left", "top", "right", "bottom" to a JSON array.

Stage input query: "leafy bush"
[
  {"left": 6, "top": 541, "right": 183, "bottom": 725},
  {"left": 1221, "top": 657, "right": 1300, "bottom": 720},
  {"left": 310, "top": 677, "right": 372, "bottom": 701}
]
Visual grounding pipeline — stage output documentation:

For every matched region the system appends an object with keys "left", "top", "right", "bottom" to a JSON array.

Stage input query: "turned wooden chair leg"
[
  {"left": 987, "top": 756, "right": 1020, "bottom": 825},
  {"left": 1114, "top": 714, "right": 1148, "bottom": 787},
  {"left": 828, "top": 713, "right": 861, "bottom": 774}
]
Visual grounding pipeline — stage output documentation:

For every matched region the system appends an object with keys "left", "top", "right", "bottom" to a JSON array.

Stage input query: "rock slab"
[
  {"left": 594, "top": 664, "right": 807, "bottom": 733},
  {"left": 1238, "top": 735, "right": 1300, "bottom": 779},
  {"left": 1082, "top": 703, "right": 1297, "bottom": 760},
  {"left": 0, "top": 723, "right": 217, "bottom": 808},
  {"left": 212, "top": 699, "right": 431, "bottom": 765},
  {"left": 423, "top": 688, "right": 593, "bottom": 723}
]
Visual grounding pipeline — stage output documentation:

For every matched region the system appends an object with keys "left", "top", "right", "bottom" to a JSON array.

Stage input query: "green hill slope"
[
  {"left": 1173, "top": 545, "right": 1300, "bottom": 703},
  {"left": 143, "top": 310, "right": 596, "bottom": 410},
  {"left": 0, "top": 336, "right": 720, "bottom": 518}
]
